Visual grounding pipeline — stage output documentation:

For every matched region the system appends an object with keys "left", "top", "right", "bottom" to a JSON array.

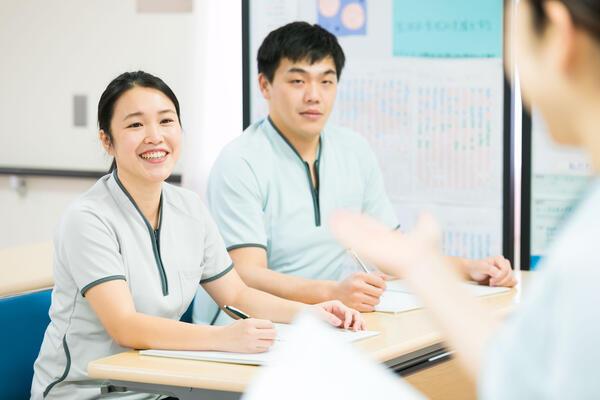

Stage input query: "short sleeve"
[
  {"left": 361, "top": 145, "right": 399, "bottom": 230},
  {"left": 206, "top": 150, "right": 268, "bottom": 251},
  {"left": 57, "top": 208, "right": 126, "bottom": 296},
  {"left": 198, "top": 205, "right": 234, "bottom": 283}
]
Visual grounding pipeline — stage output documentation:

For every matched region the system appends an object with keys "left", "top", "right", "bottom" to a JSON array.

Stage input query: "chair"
[{"left": 0, "top": 290, "right": 52, "bottom": 399}]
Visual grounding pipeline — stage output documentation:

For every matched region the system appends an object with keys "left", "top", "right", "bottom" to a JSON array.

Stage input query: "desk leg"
[{"left": 102, "top": 380, "right": 242, "bottom": 400}]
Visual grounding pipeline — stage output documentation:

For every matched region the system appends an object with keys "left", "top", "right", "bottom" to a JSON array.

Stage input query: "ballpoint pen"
[
  {"left": 347, "top": 248, "right": 370, "bottom": 273},
  {"left": 225, "top": 305, "right": 281, "bottom": 342},
  {"left": 224, "top": 305, "right": 250, "bottom": 319}
]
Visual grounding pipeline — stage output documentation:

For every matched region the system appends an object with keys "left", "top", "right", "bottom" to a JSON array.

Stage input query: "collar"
[
  {"left": 266, "top": 116, "right": 322, "bottom": 164},
  {"left": 111, "top": 169, "right": 164, "bottom": 232}
]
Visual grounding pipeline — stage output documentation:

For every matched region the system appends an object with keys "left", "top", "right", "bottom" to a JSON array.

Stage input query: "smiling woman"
[
  {"left": 97, "top": 71, "right": 182, "bottom": 176},
  {"left": 96, "top": 73, "right": 183, "bottom": 229},
  {"left": 29, "top": 71, "right": 365, "bottom": 400}
]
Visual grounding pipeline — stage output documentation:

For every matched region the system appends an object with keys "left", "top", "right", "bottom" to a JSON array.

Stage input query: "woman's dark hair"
[
  {"left": 97, "top": 71, "right": 181, "bottom": 173},
  {"left": 528, "top": 0, "right": 600, "bottom": 40},
  {"left": 257, "top": 21, "right": 346, "bottom": 82}
]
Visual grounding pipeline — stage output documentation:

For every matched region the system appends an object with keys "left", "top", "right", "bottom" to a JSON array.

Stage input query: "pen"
[
  {"left": 224, "top": 305, "right": 250, "bottom": 319},
  {"left": 348, "top": 248, "right": 370, "bottom": 274},
  {"left": 428, "top": 350, "right": 454, "bottom": 362}
]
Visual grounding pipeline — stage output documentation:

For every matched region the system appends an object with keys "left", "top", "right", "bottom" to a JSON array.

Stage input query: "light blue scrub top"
[
  {"left": 479, "top": 177, "right": 600, "bottom": 399},
  {"left": 192, "top": 117, "right": 398, "bottom": 325}
]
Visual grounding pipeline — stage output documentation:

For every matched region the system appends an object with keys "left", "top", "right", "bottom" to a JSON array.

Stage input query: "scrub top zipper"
[
  {"left": 113, "top": 170, "right": 169, "bottom": 296},
  {"left": 269, "top": 117, "right": 323, "bottom": 227},
  {"left": 303, "top": 159, "right": 321, "bottom": 226}
]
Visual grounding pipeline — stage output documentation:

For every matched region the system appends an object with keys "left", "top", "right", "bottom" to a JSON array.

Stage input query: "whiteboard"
[
  {"left": 526, "top": 108, "right": 590, "bottom": 268},
  {"left": 0, "top": 0, "right": 191, "bottom": 175},
  {"left": 245, "top": 0, "right": 510, "bottom": 260}
]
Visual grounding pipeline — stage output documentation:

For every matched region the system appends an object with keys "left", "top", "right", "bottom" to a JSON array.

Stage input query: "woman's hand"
[
  {"left": 216, "top": 318, "right": 277, "bottom": 353},
  {"left": 311, "top": 300, "right": 366, "bottom": 331}
]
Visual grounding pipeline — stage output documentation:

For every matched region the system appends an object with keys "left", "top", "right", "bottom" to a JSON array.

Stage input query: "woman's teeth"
[{"left": 140, "top": 151, "right": 166, "bottom": 160}]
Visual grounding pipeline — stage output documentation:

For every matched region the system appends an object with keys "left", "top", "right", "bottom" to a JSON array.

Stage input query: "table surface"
[
  {"left": 88, "top": 271, "right": 531, "bottom": 393},
  {"left": 0, "top": 241, "right": 53, "bottom": 297}
]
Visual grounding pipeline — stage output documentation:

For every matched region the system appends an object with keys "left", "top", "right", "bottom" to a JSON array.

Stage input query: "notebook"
[{"left": 140, "top": 323, "right": 380, "bottom": 365}]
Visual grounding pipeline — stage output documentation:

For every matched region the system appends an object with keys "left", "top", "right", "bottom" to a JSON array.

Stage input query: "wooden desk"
[
  {"left": 0, "top": 241, "right": 54, "bottom": 298},
  {"left": 88, "top": 272, "right": 531, "bottom": 399}
]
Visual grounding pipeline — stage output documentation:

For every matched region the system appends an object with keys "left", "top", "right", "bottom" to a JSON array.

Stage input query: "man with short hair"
[{"left": 193, "top": 22, "right": 515, "bottom": 325}]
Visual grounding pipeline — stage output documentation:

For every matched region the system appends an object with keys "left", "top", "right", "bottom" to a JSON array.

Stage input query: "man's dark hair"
[{"left": 257, "top": 21, "right": 346, "bottom": 82}]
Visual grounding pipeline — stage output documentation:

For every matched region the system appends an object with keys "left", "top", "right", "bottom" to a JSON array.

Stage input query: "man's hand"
[
  {"left": 330, "top": 271, "right": 387, "bottom": 312},
  {"left": 466, "top": 255, "right": 517, "bottom": 287}
]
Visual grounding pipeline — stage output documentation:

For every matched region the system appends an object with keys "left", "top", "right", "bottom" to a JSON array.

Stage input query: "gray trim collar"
[{"left": 111, "top": 170, "right": 169, "bottom": 296}]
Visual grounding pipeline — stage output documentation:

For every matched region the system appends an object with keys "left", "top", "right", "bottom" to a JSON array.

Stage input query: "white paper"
[
  {"left": 141, "top": 348, "right": 272, "bottom": 366},
  {"left": 243, "top": 313, "right": 425, "bottom": 400},
  {"left": 376, "top": 290, "right": 423, "bottom": 313},
  {"left": 140, "top": 323, "right": 380, "bottom": 365},
  {"left": 376, "top": 279, "right": 510, "bottom": 313},
  {"left": 460, "top": 281, "right": 510, "bottom": 297}
]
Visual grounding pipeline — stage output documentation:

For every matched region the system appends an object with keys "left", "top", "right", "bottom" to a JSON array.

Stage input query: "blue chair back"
[
  {"left": 180, "top": 300, "right": 194, "bottom": 323},
  {"left": 0, "top": 290, "right": 51, "bottom": 400},
  {"left": 0, "top": 288, "right": 194, "bottom": 399}
]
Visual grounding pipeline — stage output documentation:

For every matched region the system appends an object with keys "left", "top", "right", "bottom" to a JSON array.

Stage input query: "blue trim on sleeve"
[
  {"left": 226, "top": 243, "right": 267, "bottom": 252},
  {"left": 200, "top": 263, "right": 234, "bottom": 284},
  {"left": 80, "top": 275, "right": 126, "bottom": 297}
]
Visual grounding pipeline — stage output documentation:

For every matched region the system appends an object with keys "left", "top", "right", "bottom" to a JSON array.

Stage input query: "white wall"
[
  {"left": 0, "top": 0, "right": 193, "bottom": 173},
  {"left": 1, "top": 0, "right": 243, "bottom": 249},
  {"left": 0, "top": 176, "right": 96, "bottom": 248}
]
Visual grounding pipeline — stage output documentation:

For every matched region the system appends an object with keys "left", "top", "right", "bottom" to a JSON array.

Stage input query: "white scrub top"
[
  {"left": 192, "top": 117, "right": 397, "bottom": 325},
  {"left": 31, "top": 171, "right": 232, "bottom": 400},
  {"left": 479, "top": 177, "right": 600, "bottom": 399}
]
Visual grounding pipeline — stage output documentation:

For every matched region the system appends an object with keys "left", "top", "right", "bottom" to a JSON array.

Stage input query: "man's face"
[{"left": 259, "top": 56, "right": 338, "bottom": 141}]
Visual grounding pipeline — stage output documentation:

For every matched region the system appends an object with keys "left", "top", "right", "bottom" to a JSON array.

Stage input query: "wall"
[
  {"left": 1, "top": 0, "right": 243, "bottom": 249},
  {"left": 0, "top": 176, "right": 96, "bottom": 248},
  {"left": 0, "top": 0, "right": 194, "bottom": 173}
]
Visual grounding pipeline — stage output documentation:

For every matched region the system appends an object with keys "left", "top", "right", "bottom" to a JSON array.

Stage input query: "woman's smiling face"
[{"left": 101, "top": 86, "right": 182, "bottom": 185}]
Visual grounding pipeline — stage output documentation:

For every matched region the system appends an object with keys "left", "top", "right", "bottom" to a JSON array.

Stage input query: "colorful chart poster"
[
  {"left": 392, "top": 0, "right": 502, "bottom": 58},
  {"left": 318, "top": 0, "right": 367, "bottom": 36},
  {"left": 328, "top": 58, "right": 505, "bottom": 257}
]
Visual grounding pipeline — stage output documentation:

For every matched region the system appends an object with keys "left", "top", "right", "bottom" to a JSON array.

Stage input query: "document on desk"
[
  {"left": 140, "top": 323, "right": 380, "bottom": 365},
  {"left": 375, "top": 280, "right": 511, "bottom": 313}
]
